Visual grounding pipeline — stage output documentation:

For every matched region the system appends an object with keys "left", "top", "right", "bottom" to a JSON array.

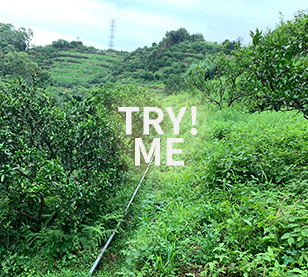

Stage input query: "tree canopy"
[
  {"left": 185, "top": 10, "right": 308, "bottom": 116},
  {"left": 0, "top": 23, "right": 33, "bottom": 54},
  {"left": 246, "top": 10, "right": 308, "bottom": 118},
  {"left": 0, "top": 51, "right": 40, "bottom": 81},
  {"left": 164, "top": 27, "right": 205, "bottom": 47}
]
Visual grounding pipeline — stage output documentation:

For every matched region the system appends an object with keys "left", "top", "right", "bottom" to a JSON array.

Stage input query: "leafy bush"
[{"left": 0, "top": 77, "right": 127, "bottom": 273}]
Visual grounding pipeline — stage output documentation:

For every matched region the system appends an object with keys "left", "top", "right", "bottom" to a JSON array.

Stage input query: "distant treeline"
[{"left": 0, "top": 25, "right": 239, "bottom": 89}]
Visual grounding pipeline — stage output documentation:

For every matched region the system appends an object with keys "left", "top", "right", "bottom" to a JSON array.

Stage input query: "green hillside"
[
  {"left": 28, "top": 46, "right": 125, "bottom": 87},
  {"left": 26, "top": 28, "right": 229, "bottom": 90}
]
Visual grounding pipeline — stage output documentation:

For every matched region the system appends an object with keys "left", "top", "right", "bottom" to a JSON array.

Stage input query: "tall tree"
[
  {"left": 0, "top": 51, "right": 40, "bottom": 82},
  {"left": 246, "top": 11, "right": 308, "bottom": 118},
  {"left": 185, "top": 51, "right": 249, "bottom": 109},
  {"left": 164, "top": 28, "right": 190, "bottom": 46},
  {"left": 0, "top": 23, "right": 33, "bottom": 53}
]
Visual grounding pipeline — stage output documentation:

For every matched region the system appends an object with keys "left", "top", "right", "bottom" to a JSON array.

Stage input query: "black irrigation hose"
[{"left": 89, "top": 155, "right": 154, "bottom": 276}]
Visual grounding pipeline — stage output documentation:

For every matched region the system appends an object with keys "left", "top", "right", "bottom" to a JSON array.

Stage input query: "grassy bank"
[{"left": 96, "top": 92, "right": 308, "bottom": 276}]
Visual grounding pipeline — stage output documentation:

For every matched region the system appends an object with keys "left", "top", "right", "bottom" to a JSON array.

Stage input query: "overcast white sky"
[{"left": 0, "top": 0, "right": 307, "bottom": 52}]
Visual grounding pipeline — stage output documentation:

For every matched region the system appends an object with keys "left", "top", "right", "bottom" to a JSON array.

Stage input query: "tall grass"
[{"left": 114, "top": 92, "right": 308, "bottom": 276}]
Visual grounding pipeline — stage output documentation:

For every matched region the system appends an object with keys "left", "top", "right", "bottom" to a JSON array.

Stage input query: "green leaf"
[
  {"left": 281, "top": 233, "right": 291, "bottom": 240},
  {"left": 267, "top": 246, "right": 273, "bottom": 256},
  {"left": 301, "top": 229, "right": 308, "bottom": 237},
  {"left": 288, "top": 237, "right": 295, "bottom": 247},
  {"left": 243, "top": 219, "right": 252, "bottom": 226}
]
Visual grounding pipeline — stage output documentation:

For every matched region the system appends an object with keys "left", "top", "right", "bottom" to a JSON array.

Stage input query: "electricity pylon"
[{"left": 108, "top": 19, "right": 116, "bottom": 49}]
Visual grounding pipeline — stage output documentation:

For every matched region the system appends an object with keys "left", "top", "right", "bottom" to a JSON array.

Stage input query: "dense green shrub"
[{"left": 0, "top": 77, "right": 126, "bottom": 274}]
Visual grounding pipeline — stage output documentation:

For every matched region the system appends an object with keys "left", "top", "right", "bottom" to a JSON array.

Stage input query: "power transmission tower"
[{"left": 108, "top": 19, "right": 116, "bottom": 49}]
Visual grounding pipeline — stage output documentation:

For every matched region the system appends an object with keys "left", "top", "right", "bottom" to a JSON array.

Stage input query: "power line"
[
  {"left": 117, "top": 37, "right": 138, "bottom": 52},
  {"left": 108, "top": 19, "right": 116, "bottom": 49}
]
